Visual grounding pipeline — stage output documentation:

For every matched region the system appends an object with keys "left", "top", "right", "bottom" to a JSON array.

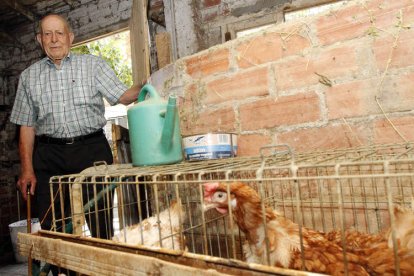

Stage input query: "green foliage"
[{"left": 72, "top": 32, "right": 132, "bottom": 87}]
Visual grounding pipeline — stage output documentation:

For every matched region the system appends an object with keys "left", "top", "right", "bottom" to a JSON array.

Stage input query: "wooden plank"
[
  {"left": 17, "top": 231, "right": 318, "bottom": 276},
  {"left": 130, "top": 0, "right": 150, "bottom": 86},
  {"left": 18, "top": 233, "right": 227, "bottom": 276},
  {"left": 155, "top": 32, "right": 172, "bottom": 69}
]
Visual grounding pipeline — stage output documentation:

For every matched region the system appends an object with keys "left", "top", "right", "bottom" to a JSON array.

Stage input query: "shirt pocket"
[{"left": 71, "top": 83, "right": 101, "bottom": 108}]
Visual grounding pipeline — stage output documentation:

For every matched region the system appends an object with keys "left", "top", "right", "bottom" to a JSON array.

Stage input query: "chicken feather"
[
  {"left": 112, "top": 200, "right": 186, "bottom": 251},
  {"left": 387, "top": 200, "right": 414, "bottom": 250}
]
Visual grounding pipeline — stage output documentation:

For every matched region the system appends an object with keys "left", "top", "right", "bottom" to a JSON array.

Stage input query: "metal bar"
[
  {"left": 152, "top": 174, "right": 163, "bottom": 248},
  {"left": 118, "top": 177, "right": 126, "bottom": 242},
  {"left": 335, "top": 164, "right": 349, "bottom": 276},
  {"left": 225, "top": 171, "right": 237, "bottom": 260},
  {"left": 59, "top": 182, "right": 66, "bottom": 233},
  {"left": 198, "top": 172, "right": 209, "bottom": 255},
  {"left": 93, "top": 179, "right": 100, "bottom": 238},
  {"left": 385, "top": 161, "right": 401, "bottom": 276},
  {"left": 174, "top": 173, "right": 185, "bottom": 251},
  {"left": 293, "top": 164, "right": 306, "bottom": 271},
  {"left": 50, "top": 180, "right": 57, "bottom": 232},
  {"left": 257, "top": 157, "right": 271, "bottom": 266}
]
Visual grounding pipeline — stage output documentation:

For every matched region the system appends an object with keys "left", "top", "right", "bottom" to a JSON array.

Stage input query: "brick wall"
[{"left": 153, "top": 0, "right": 414, "bottom": 156}]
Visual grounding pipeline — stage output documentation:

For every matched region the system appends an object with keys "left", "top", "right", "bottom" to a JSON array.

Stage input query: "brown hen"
[{"left": 203, "top": 182, "right": 414, "bottom": 275}]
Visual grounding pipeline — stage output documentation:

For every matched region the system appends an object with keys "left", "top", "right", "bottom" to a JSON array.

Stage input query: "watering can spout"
[{"left": 161, "top": 95, "right": 177, "bottom": 150}]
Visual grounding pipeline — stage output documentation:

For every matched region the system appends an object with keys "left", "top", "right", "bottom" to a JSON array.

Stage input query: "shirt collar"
[{"left": 45, "top": 52, "right": 72, "bottom": 67}]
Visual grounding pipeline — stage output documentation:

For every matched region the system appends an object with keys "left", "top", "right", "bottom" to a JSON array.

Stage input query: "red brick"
[
  {"left": 373, "top": 116, "right": 414, "bottom": 144},
  {"left": 373, "top": 28, "right": 414, "bottom": 71},
  {"left": 315, "top": 5, "right": 361, "bottom": 45},
  {"left": 377, "top": 72, "right": 414, "bottom": 111},
  {"left": 326, "top": 79, "right": 377, "bottom": 120},
  {"left": 378, "top": 0, "right": 414, "bottom": 11},
  {"left": 204, "top": 0, "right": 221, "bottom": 8},
  {"left": 237, "top": 134, "right": 273, "bottom": 157},
  {"left": 277, "top": 124, "right": 371, "bottom": 152},
  {"left": 327, "top": 72, "right": 414, "bottom": 120},
  {"left": 181, "top": 83, "right": 202, "bottom": 103},
  {"left": 205, "top": 67, "right": 269, "bottom": 104},
  {"left": 180, "top": 106, "right": 236, "bottom": 136},
  {"left": 239, "top": 92, "right": 321, "bottom": 131},
  {"left": 236, "top": 28, "right": 310, "bottom": 69},
  {"left": 185, "top": 48, "right": 230, "bottom": 78},
  {"left": 274, "top": 46, "right": 358, "bottom": 91},
  {"left": 316, "top": 0, "right": 413, "bottom": 46}
]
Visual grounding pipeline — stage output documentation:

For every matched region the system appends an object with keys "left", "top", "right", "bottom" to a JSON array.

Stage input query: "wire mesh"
[{"left": 48, "top": 142, "right": 414, "bottom": 274}]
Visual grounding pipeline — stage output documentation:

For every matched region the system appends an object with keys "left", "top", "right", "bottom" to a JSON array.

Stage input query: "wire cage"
[{"left": 40, "top": 143, "right": 414, "bottom": 274}]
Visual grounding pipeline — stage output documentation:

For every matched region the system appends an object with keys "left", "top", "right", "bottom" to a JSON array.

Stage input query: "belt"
[{"left": 37, "top": 129, "right": 104, "bottom": 145}]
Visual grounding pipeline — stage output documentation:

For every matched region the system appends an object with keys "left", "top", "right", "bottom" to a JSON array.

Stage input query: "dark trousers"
[{"left": 32, "top": 131, "right": 114, "bottom": 274}]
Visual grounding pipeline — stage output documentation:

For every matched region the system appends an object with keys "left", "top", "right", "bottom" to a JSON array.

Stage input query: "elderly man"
[{"left": 10, "top": 13, "right": 142, "bottom": 247}]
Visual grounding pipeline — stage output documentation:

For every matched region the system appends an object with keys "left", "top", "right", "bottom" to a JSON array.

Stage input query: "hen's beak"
[
  {"left": 203, "top": 199, "right": 217, "bottom": 211},
  {"left": 203, "top": 201, "right": 229, "bottom": 214}
]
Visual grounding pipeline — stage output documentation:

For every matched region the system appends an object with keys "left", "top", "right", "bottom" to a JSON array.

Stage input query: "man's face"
[{"left": 36, "top": 15, "right": 74, "bottom": 65}]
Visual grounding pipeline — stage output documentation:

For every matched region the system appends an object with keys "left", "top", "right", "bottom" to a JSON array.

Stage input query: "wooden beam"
[
  {"left": 130, "top": 0, "right": 151, "bottom": 86},
  {"left": 3, "top": 0, "right": 36, "bottom": 22},
  {"left": 19, "top": 233, "right": 216, "bottom": 276},
  {"left": 18, "top": 231, "right": 304, "bottom": 276}
]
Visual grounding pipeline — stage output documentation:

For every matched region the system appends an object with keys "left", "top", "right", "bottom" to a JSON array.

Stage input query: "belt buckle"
[{"left": 66, "top": 137, "right": 75, "bottom": 145}]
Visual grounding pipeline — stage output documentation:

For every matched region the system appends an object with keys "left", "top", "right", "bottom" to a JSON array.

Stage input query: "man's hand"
[
  {"left": 118, "top": 81, "right": 147, "bottom": 105},
  {"left": 17, "top": 170, "right": 36, "bottom": 200},
  {"left": 18, "top": 125, "right": 36, "bottom": 200}
]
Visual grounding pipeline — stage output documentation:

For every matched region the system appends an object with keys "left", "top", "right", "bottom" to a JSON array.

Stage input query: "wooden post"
[
  {"left": 27, "top": 185, "right": 32, "bottom": 276},
  {"left": 130, "top": 0, "right": 150, "bottom": 85},
  {"left": 155, "top": 32, "right": 172, "bottom": 69},
  {"left": 71, "top": 179, "right": 84, "bottom": 236}
]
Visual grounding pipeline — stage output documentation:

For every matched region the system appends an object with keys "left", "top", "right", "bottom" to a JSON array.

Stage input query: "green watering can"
[{"left": 127, "top": 84, "right": 183, "bottom": 166}]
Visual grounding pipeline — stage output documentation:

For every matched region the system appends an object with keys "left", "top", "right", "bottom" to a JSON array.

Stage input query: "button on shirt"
[{"left": 10, "top": 53, "right": 127, "bottom": 138}]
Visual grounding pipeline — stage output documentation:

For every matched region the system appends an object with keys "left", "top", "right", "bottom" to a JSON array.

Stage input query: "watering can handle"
[{"left": 137, "top": 84, "right": 161, "bottom": 102}]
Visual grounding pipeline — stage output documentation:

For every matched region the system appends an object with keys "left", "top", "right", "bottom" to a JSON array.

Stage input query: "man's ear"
[
  {"left": 69, "top": 32, "right": 74, "bottom": 45},
  {"left": 36, "top": 34, "right": 43, "bottom": 47}
]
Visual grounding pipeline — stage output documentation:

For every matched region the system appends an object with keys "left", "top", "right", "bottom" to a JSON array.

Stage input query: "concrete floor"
[
  {"left": 0, "top": 261, "right": 53, "bottom": 276},
  {"left": 0, "top": 262, "right": 28, "bottom": 276}
]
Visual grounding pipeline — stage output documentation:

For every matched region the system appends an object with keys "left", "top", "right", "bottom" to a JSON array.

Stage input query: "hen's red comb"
[{"left": 203, "top": 182, "right": 219, "bottom": 199}]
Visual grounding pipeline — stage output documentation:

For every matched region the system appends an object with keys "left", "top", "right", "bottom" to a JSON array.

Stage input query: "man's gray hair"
[{"left": 36, "top": 14, "right": 73, "bottom": 34}]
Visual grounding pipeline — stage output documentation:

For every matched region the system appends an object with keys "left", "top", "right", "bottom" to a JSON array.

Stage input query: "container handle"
[{"left": 137, "top": 84, "right": 161, "bottom": 102}]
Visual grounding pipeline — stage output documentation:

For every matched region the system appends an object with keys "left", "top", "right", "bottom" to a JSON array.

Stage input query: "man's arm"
[
  {"left": 17, "top": 125, "right": 37, "bottom": 200},
  {"left": 118, "top": 83, "right": 144, "bottom": 105}
]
